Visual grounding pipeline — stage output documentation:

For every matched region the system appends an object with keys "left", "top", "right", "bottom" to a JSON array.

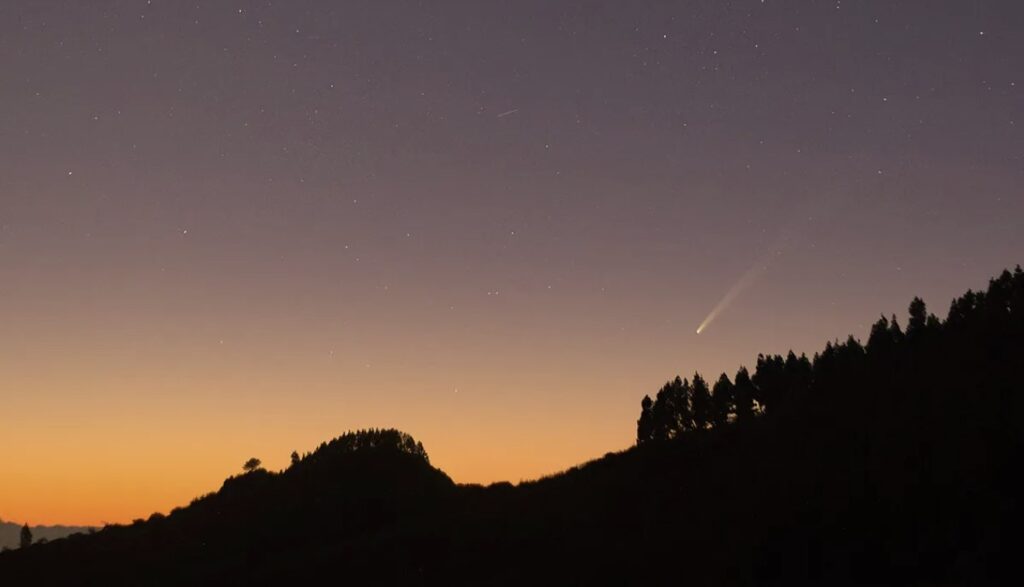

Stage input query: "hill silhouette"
[
  {"left": 0, "top": 521, "right": 94, "bottom": 552},
  {"left": 1, "top": 268, "right": 1020, "bottom": 585}
]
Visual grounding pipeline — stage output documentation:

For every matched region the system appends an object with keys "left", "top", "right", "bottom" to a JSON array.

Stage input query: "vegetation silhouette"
[
  {"left": 1, "top": 268, "right": 1021, "bottom": 585},
  {"left": 19, "top": 525, "right": 31, "bottom": 549},
  {"left": 0, "top": 521, "right": 93, "bottom": 552},
  {"left": 241, "top": 457, "right": 263, "bottom": 474}
]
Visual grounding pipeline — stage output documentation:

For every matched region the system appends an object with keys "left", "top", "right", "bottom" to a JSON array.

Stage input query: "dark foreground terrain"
[
  {"left": 2, "top": 268, "right": 1021, "bottom": 585},
  {"left": 0, "top": 522, "right": 94, "bottom": 551}
]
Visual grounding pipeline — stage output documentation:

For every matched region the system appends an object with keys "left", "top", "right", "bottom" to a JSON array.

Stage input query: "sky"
[{"left": 1, "top": 0, "right": 1022, "bottom": 526}]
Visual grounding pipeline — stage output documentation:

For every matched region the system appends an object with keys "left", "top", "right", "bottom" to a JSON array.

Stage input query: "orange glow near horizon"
[
  {"left": 2, "top": 372, "right": 643, "bottom": 526},
  {"left": 2, "top": 250, "right": 1016, "bottom": 526}
]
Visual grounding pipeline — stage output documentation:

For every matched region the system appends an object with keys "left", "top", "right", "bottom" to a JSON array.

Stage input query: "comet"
[
  {"left": 695, "top": 255, "right": 774, "bottom": 335},
  {"left": 696, "top": 261, "right": 770, "bottom": 334},
  {"left": 693, "top": 190, "right": 846, "bottom": 334}
]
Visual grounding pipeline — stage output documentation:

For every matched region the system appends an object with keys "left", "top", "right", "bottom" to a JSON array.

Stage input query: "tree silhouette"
[
  {"left": 676, "top": 378, "right": 694, "bottom": 431},
  {"left": 867, "top": 315, "right": 895, "bottom": 354},
  {"left": 298, "top": 429, "right": 433, "bottom": 466},
  {"left": 888, "top": 314, "right": 905, "bottom": 344},
  {"left": 637, "top": 395, "right": 655, "bottom": 445},
  {"left": 783, "top": 351, "right": 812, "bottom": 404},
  {"left": 710, "top": 373, "right": 734, "bottom": 428},
  {"left": 690, "top": 373, "right": 712, "bottom": 430},
  {"left": 242, "top": 458, "right": 262, "bottom": 473},
  {"left": 752, "top": 354, "right": 786, "bottom": 413},
  {"left": 651, "top": 376, "right": 690, "bottom": 440},
  {"left": 946, "top": 289, "right": 978, "bottom": 328},
  {"left": 290, "top": 451, "right": 300, "bottom": 466},
  {"left": 649, "top": 380, "right": 673, "bottom": 441},
  {"left": 639, "top": 266, "right": 1024, "bottom": 449},
  {"left": 730, "top": 367, "right": 754, "bottom": 424},
  {"left": 907, "top": 296, "right": 928, "bottom": 336},
  {"left": 19, "top": 524, "right": 32, "bottom": 549}
]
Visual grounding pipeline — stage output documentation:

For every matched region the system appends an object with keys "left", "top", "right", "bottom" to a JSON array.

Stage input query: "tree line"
[{"left": 638, "top": 266, "right": 1024, "bottom": 444}]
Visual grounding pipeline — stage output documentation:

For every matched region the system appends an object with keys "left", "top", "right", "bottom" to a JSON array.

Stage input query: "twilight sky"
[{"left": 2, "top": 0, "right": 1022, "bottom": 526}]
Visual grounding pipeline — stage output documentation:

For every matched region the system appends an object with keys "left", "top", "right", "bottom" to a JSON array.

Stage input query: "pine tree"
[
  {"left": 691, "top": 373, "right": 712, "bottom": 430},
  {"left": 753, "top": 354, "right": 786, "bottom": 414},
  {"left": 676, "top": 377, "right": 694, "bottom": 431},
  {"left": 783, "top": 351, "right": 813, "bottom": 401},
  {"left": 711, "top": 373, "right": 734, "bottom": 427},
  {"left": 20, "top": 524, "right": 32, "bottom": 549},
  {"left": 907, "top": 297, "right": 927, "bottom": 336},
  {"left": 650, "top": 380, "right": 676, "bottom": 441},
  {"left": 733, "top": 367, "right": 756, "bottom": 423},
  {"left": 650, "top": 377, "right": 692, "bottom": 439},
  {"left": 637, "top": 395, "right": 655, "bottom": 444},
  {"left": 867, "top": 315, "right": 892, "bottom": 353}
]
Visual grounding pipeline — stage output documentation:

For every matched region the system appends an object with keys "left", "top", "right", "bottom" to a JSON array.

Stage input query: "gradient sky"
[{"left": 2, "top": 0, "right": 1022, "bottom": 526}]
